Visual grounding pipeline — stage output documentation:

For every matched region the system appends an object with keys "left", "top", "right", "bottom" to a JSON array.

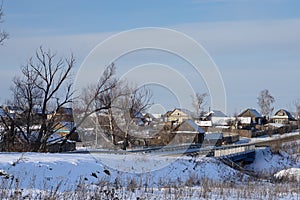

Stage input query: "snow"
[
  {"left": 204, "top": 110, "right": 227, "bottom": 117},
  {"left": 274, "top": 168, "right": 300, "bottom": 182},
  {"left": 195, "top": 120, "right": 212, "bottom": 127},
  {"left": 0, "top": 143, "right": 299, "bottom": 199},
  {"left": 0, "top": 131, "right": 299, "bottom": 198},
  {"left": 247, "top": 131, "right": 299, "bottom": 143},
  {"left": 245, "top": 146, "right": 300, "bottom": 176},
  {"left": 211, "top": 117, "right": 231, "bottom": 126},
  {"left": 266, "top": 123, "right": 284, "bottom": 128},
  {"left": 0, "top": 152, "right": 247, "bottom": 192}
]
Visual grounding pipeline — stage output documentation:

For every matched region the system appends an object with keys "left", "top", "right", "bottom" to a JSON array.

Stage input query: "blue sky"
[{"left": 0, "top": 0, "right": 300, "bottom": 115}]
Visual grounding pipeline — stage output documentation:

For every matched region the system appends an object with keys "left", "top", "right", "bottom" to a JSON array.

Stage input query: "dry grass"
[{"left": 0, "top": 175, "right": 299, "bottom": 199}]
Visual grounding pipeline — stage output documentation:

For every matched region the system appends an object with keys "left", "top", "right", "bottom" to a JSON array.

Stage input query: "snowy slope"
[
  {"left": 245, "top": 142, "right": 300, "bottom": 183},
  {"left": 0, "top": 152, "right": 246, "bottom": 192}
]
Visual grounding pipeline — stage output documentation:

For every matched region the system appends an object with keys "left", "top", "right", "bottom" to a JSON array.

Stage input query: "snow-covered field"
[
  {"left": 0, "top": 138, "right": 299, "bottom": 199},
  {"left": 0, "top": 152, "right": 243, "bottom": 190}
]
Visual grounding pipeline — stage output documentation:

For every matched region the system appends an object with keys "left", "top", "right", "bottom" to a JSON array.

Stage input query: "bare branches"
[
  {"left": 191, "top": 92, "right": 207, "bottom": 118},
  {"left": 5, "top": 50, "right": 153, "bottom": 151},
  {"left": 0, "top": 4, "right": 8, "bottom": 45},
  {"left": 110, "top": 85, "right": 153, "bottom": 150},
  {"left": 293, "top": 100, "right": 300, "bottom": 120},
  {"left": 73, "top": 63, "right": 118, "bottom": 129},
  {"left": 257, "top": 89, "right": 275, "bottom": 117},
  {"left": 7, "top": 47, "right": 76, "bottom": 152},
  {"left": 129, "top": 86, "right": 153, "bottom": 117}
]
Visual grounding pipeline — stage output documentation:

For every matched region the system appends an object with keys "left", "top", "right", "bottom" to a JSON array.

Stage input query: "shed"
[{"left": 172, "top": 119, "right": 205, "bottom": 144}]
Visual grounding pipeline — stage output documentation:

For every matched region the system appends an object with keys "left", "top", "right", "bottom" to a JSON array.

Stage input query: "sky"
[{"left": 0, "top": 0, "right": 300, "bottom": 115}]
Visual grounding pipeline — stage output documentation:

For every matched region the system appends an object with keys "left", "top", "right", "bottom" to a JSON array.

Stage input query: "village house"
[
  {"left": 163, "top": 108, "right": 196, "bottom": 124},
  {"left": 271, "top": 109, "right": 296, "bottom": 125},
  {"left": 1, "top": 105, "right": 23, "bottom": 119},
  {"left": 50, "top": 107, "right": 74, "bottom": 122},
  {"left": 238, "top": 108, "right": 264, "bottom": 126},
  {"left": 143, "top": 113, "right": 163, "bottom": 124},
  {"left": 203, "top": 110, "right": 227, "bottom": 120},
  {"left": 202, "top": 110, "right": 229, "bottom": 127},
  {"left": 172, "top": 119, "right": 205, "bottom": 144},
  {"left": 50, "top": 107, "right": 79, "bottom": 142},
  {"left": 54, "top": 121, "right": 79, "bottom": 141},
  {"left": 203, "top": 132, "right": 223, "bottom": 147}
]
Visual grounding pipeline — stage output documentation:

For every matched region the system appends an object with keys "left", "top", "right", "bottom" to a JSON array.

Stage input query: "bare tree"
[
  {"left": 0, "top": 4, "right": 8, "bottom": 45},
  {"left": 10, "top": 65, "right": 43, "bottom": 147},
  {"left": 191, "top": 92, "right": 207, "bottom": 118},
  {"left": 293, "top": 100, "right": 300, "bottom": 119},
  {"left": 293, "top": 100, "right": 300, "bottom": 129},
  {"left": 257, "top": 89, "right": 275, "bottom": 117},
  {"left": 2, "top": 53, "right": 152, "bottom": 152},
  {"left": 112, "top": 85, "right": 152, "bottom": 150},
  {"left": 72, "top": 64, "right": 119, "bottom": 146},
  {"left": 4, "top": 47, "right": 75, "bottom": 152},
  {"left": 72, "top": 66, "right": 153, "bottom": 150}
]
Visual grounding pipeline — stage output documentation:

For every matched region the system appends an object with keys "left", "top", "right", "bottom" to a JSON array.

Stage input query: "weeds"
[{"left": 0, "top": 176, "right": 299, "bottom": 199}]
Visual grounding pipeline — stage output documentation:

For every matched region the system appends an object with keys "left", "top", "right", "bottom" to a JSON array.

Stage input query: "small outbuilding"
[{"left": 172, "top": 119, "right": 205, "bottom": 144}]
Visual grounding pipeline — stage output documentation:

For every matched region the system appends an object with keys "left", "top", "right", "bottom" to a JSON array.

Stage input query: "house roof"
[
  {"left": 163, "top": 110, "right": 173, "bottom": 117},
  {"left": 167, "top": 108, "right": 197, "bottom": 118},
  {"left": 164, "top": 108, "right": 196, "bottom": 118},
  {"left": 143, "top": 113, "right": 155, "bottom": 119},
  {"left": 204, "top": 110, "right": 227, "bottom": 117},
  {"left": 32, "top": 107, "right": 51, "bottom": 115},
  {"left": 249, "top": 109, "right": 262, "bottom": 118},
  {"left": 175, "top": 119, "right": 205, "bottom": 134},
  {"left": 57, "top": 107, "right": 73, "bottom": 115},
  {"left": 238, "top": 108, "right": 262, "bottom": 118},
  {"left": 6, "top": 106, "right": 23, "bottom": 114},
  {"left": 272, "top": 109, "right": 296, "bottom": 120},
  {"left": 204, "top": 132, "right": 223, "bottom": 140},
  {"left": 56, "top": 121, "right": 75, "bottom": 132}
]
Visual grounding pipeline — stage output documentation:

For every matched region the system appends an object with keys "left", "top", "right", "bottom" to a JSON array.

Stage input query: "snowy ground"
[
  {"left": 237, "top": 130, "right": 300, "bottom": 144},
  {"left": 0, "top": 152, "right": 245, "bottom": 192},
  {"left": 0, "top": 133, "right": 299, "bottom": 199}
]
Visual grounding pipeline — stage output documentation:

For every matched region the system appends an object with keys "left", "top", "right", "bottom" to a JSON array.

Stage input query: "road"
[{"left": 70, "top": 132, "right": 300, "bottom": 157}]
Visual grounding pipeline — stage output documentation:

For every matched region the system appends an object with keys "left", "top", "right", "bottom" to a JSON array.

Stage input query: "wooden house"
[
  {"left": 203, "top": 132, "right": 223, "bottom": 147},
  {"left": 50, "top": 107, "right": 74, "bottom": 122},
  {"left": 51, "top": 107, "right": 79, "bottom": 141},
  {"left": 238, "top": 108, "right": 263, "bottom": 125},
  {"left": 203, "top": 110, "right": 230, "bottom": 126},
  {"left": 54, "top": 121, "right": 79, "bottom": 141},
  {"left": 271, "top": 109, "right": 296, "bottom": 124},
  {"left": 172, "top": 119, "right": 205, "bottom": 144},
  {"left": 164, "top": 108, "right": 196, "bottom": 124},
  {"left": 3, "top": 105, "right": 23, "bottom": 119},
  {"left": 203, "top": 110, "right": 227, "bottom": 120}
]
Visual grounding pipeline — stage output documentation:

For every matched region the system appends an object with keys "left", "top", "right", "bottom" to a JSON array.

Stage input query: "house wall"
[
  {"left": 239, "top": 110, "right": 262, "bottom": 125},
  {"left": 273, "top": 118, "right": 288, "bottom": 124},
  {"left": 222, "top": 132, "right": 240, "bottom": 144},
  {"left": 46, "top": 142, "right": 76, "bottom": 153},
  {"left": 167, "top": 110, "right": 190, "bottom": 123}
]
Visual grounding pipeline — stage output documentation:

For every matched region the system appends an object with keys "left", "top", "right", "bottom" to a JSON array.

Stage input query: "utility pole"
[{"left": 95, "top": 120, "right": 98, "bottom": 148}]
